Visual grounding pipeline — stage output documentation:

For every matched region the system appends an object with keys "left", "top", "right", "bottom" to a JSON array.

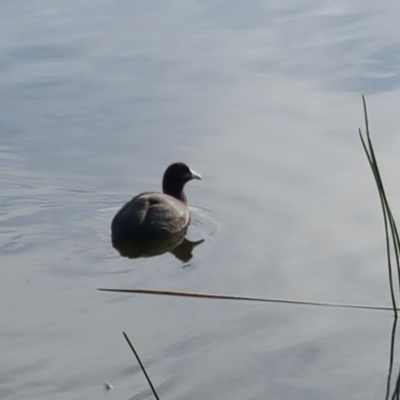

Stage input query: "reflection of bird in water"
[
  {"left": 112, "top": 231, "right": 204, "bottom": 262},
  {"left": 171, "top": 237, "right": 204, "bottom": 262}
]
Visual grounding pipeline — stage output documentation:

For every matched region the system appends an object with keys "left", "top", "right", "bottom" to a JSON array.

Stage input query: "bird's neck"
[{"left": 163, "top": 184, "right": 187, "bottom": 204}]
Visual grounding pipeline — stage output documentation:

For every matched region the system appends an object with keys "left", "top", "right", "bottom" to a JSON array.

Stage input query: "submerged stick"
[
  {"left": 99, "top": 288, "right": 398, "bottom": 312},
  {"left": 123, "top": 331, "right": 160, "bottom": 400}
]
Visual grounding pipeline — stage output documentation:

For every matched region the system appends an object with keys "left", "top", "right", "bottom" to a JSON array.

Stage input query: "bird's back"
[{"left": 111, "top": 192, "right": 189, "bottom": 242}]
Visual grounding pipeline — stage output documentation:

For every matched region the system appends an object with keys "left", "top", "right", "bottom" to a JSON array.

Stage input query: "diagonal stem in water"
[
  {"left": 123, "top": 331, "right": 160, "bottom": 400},
  {"left": 98, "top": 288, "right": 398, "bottom": 312}
]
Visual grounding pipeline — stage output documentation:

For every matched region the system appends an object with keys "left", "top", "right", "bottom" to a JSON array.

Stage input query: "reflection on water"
[
  {"left": 112, "top": 233, "right": 205, "bottom": 262},
  {"left": 386, "top": 317, "right": 400, "bottom": 400}
]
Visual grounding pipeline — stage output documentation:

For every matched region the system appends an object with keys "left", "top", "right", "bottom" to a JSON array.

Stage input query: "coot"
[{"left": 111, "top": 162, "right": 201, "bottom": 243}]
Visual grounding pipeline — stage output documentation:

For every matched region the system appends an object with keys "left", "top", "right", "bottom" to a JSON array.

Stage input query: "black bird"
[{"left": 111, "top": 162, "right": 202, "bottom": 243}]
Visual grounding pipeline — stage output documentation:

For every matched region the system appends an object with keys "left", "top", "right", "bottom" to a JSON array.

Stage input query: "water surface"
[{"left": 1, "top": 1, "right": 400, "bottom": 399}]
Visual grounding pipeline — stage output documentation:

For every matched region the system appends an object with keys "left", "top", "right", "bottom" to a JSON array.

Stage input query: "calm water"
[{"left": 2, "top": 1, "right": 400, "bottom": 399}]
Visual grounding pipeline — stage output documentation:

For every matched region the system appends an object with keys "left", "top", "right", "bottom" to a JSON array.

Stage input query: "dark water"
[{"left": 2, "top": 1, "right": 400, "bottom": 399}]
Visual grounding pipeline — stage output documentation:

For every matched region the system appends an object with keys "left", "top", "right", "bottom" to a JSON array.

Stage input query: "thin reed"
[
  {"left": 358, "top": 95, "right": 400, "bottom": 315},
  {"left": 386, "top": 317, "right": 398, "bottom": 400},
  {"left": 98, "top": 288, "right": 397, "bottom": 312},
  {"left": 123, "top": 331, "right": 160, "bottom": 400}
]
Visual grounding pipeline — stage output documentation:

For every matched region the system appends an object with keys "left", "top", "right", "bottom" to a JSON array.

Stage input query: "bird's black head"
[{"left": 162, "top": 162, "right": 202, "bottom": 202}]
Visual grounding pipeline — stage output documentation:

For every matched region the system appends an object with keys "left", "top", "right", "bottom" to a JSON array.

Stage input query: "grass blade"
[
  {"left": 98, "top": 288, "right": 397, "bottom": 312},
  {"left": 359, "top": 95, "right": 399, "bottom": 315},
  {"left": 123, "top": 331, "right": 160, "bottom": 400},
  {"left": 386, "top": 317, "right": 398, "bottom": 400}
]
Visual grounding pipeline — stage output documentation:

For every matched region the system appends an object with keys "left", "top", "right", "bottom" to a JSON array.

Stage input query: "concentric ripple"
[{"left": 187, "top": 205, "right": 222, "bottom": 242}]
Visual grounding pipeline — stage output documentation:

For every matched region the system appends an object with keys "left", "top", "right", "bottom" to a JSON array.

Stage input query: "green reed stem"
[
  {"left": 123, "top": 331, "right": 160, "bottom": 400},
  {"left": 386, "top": 317, "right": 398, "bottom": 400},
  {"left": 359, "top": 95, "right": 399, "bottom": 316},
  {"left": 98, "top": 288, "right": 398, "bottom": 312}
]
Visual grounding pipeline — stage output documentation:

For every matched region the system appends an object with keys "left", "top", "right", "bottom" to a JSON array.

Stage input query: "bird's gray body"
[{"left": 111, "top": 192, "right": 190, "bottom": 242}]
